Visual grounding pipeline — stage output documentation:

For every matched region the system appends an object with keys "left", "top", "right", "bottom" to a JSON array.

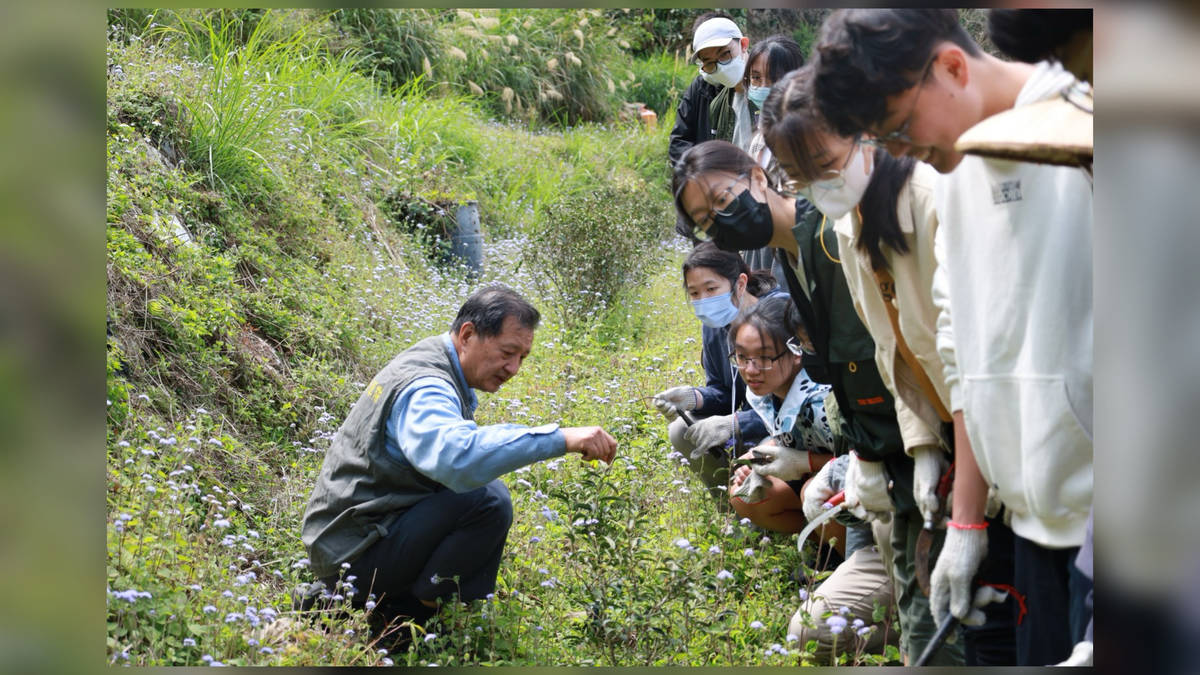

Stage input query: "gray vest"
[{"left": 301, "top": 335, "right": 473, "bottom": 578}]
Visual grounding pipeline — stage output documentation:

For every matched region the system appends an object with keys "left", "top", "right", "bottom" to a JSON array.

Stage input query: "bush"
[
  {"left": 523, "top": 181, "right": 671, "bottom": 334},
  {"left": 629, "top": 51, "right": 694, "bottom": 121},
  {"left": 328, "top": 9, "right": 446, "bottom": 91},
  {"left": 439, "top": 9, "right": 622, "bottom": 126}
]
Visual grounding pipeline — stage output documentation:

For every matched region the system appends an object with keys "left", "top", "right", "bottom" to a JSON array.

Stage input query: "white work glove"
[
  {"left": 929, "top": 526, "right": 989, "bottom": 626},
  {"left": 843, "top": 454, "right": 893, "bottom": 523},
  {"left": 912, "top": 445, "right": 949, "bottom": 528},
  {"left": 750, "top": 443, "right": 810, "bottom": 482},
  {"left": 652, "top": 386, "right": 700, "bottom": 422},
  {"left": 683, "top": 414, "right": 734, "bottom": 457},
  {"left": 1052, "top": 640, "right": 1093, "bottom": 667},
  {"left": 801, "top": 458, "right": 838, "bottom": 523}
]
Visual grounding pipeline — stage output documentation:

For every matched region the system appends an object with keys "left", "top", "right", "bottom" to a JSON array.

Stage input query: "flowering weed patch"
[{"left": 107, "top": 10, "right": 901, "bottom": 666}]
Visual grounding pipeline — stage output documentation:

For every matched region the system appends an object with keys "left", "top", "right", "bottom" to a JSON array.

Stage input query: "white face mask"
[
  {"left": 701, "top": 52, "right": 746, "bottom": 89},
  {"left": 800, "top": 144, "right": 874, "bottom": 220}
]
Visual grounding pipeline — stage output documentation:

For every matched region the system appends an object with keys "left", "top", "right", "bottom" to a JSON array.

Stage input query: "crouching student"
[
  {"left": 672, "top": 139, "right": 959, "bottom": 664},
  {"left": 726, "top": 295, "right": 898, "bottom": 663},
  {"left": 652, "top": 242, "right": 784, "bottom": 497}
]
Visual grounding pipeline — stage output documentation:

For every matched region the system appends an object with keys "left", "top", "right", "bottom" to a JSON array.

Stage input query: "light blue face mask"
[
  {"left": 692, "top": 292, "right": 739, "bottom": 328},
  {"left": 747, "top": 84, "right": 771, "bottom": 109}
]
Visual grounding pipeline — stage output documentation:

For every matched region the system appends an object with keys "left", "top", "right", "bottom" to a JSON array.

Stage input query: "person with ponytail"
[
  {"left": 652, "top": 242, "right": 784, "bottom": 497},
  {"left": 759, "top": 63, "right": 1016, "bottom": 666}
]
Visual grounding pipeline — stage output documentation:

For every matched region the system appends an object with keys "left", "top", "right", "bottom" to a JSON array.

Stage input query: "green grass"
[{"left": 106, "top": 10, "right": 900, "bottom": 666}]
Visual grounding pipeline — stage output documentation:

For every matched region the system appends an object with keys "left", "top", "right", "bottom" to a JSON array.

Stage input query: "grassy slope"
[{"left": 105, "top": 13, "right": 898, "bottom": 667}]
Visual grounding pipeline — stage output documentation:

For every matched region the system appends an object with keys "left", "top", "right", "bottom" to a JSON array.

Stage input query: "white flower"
[{"left": 749, "top": 620, "right": 765, "bottom": 629}]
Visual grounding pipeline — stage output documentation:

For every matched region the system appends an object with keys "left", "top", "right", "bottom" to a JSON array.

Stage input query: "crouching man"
[{"left": 300, "top": 285, "right": 617, "bottom": 630}]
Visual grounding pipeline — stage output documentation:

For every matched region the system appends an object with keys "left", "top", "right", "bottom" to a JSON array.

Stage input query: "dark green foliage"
[
  {"left": 628, "top": 52, "right": 692, "bottom": 120},
  {"left": 523, "top": 183, "right": 671, "bottom": 334},
  {"left": 329, "top": 9, "right": 445, "bottom": 91}
]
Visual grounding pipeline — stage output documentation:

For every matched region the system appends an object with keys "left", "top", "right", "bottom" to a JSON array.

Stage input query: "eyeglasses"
[
  {"left": 728, "top": 351, "right": 789, "bottom": 371},
  {"left": 694, "top": 43, "right": 736, "bottom": 74},
  {"left": 777, "top": 140, "right": 861, "bottom": 198},
  {"left": 861, "top": 57, "right": 934, "bottom": 149},
  {"left": 690, "top": 176, "right": 745, "bottom": 241}
]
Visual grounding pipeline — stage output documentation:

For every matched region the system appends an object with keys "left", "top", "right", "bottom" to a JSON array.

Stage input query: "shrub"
[
  {"left": 437, "top": 9, "right": 623, "bottom": 126},
  {"left": 522, "top": 180, "right": 671, "bottom": 334},
  {"left": 328, "top": 9, "right": 446, "bottom": 91},
  {"left": 628, "top": 51, "right": 693, "bottom": 122}
]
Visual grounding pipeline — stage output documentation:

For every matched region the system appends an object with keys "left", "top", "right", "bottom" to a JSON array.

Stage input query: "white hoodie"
[{"left": 932, "top": 61, "right": 1093, "bottom": 548}]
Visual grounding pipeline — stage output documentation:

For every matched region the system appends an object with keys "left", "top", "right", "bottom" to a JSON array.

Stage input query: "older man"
[{"left": 301, "top": 285, "right": 617, "bottom": 629}]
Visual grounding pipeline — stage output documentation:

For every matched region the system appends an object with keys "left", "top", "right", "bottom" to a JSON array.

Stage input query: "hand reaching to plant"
[{"left": 561, "top": 426, "right": 617, "bottom": 464}]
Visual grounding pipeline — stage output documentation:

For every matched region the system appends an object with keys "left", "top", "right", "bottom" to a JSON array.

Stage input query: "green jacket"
[{"left": 778, "top": 201, "right": 915, "bottom": 514}]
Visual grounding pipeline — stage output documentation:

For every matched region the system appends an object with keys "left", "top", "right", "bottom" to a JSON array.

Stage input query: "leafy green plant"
[
  {"left": 522, "top": 182, "right": 671, "bottom": 335},
  {"left": 629, "top": 51, "right": 693, "bottom": 122},
  {"left": 329, "top": 8, "right": 447, "bottom": 91}
]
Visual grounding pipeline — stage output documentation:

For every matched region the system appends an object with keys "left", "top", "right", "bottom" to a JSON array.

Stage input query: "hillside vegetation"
[{"left": 106, "top": 9, "right": 907, "bottom": 666}]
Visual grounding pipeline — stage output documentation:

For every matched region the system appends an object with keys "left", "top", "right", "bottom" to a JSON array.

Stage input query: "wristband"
[{"left": 948, "top": 520, "right": 988, "bottom": 530}]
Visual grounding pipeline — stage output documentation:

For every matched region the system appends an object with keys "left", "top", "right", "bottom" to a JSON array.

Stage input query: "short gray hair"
[{"left": 450, "top": 284, "right": 540, "bottom": 337}]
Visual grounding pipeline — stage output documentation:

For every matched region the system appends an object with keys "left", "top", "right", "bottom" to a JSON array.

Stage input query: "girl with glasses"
[
  {"left": 727, "top": 294, "right": 900, "bottom": 663},
  {"left": 651, "top": 242, "right": 785, "bottom": 497}
]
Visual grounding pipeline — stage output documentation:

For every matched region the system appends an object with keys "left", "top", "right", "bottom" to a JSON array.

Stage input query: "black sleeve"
[{"left": 669, "top": 76, "right": 708, "bottom": 168}]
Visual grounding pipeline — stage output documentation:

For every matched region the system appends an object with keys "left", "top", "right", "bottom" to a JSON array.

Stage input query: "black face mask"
[{"left": 709, "top": 188, "right": 774, "bottom": 251}]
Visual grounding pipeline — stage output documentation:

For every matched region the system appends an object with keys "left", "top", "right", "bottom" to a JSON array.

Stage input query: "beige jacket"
[{"left": 833, "top": 162, "right": 947, "bottom": 455}]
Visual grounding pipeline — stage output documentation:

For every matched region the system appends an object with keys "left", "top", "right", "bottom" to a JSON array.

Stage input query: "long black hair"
[
  {"left": 744, "top": 34, "right": 806, "bottom": 89},
  {"left": 760, "top": 64, "right": 914, "bottom": 271},
  {"left": 682, "top": 241, "right": 776, "bottom": 297}
]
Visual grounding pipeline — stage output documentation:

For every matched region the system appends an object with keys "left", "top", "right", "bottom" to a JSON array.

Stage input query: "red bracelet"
[{"left": 948, "top": 520, "right": 988, "bottom": 530}]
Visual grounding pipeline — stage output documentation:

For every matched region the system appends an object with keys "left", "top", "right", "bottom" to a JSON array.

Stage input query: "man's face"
[
  {"left": 456, "top": 315, "right": 534, "bottom": 393},
  {"left": 866, "top": 47, "right": 978, "bottom": 173},
  {"left": 694, "top": 38, "right": 744, "bottom": 74}
]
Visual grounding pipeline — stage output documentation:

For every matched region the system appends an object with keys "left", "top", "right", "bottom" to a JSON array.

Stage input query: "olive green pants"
[{"left": 890, "top": 508, "right": 964, "bottom": 665}]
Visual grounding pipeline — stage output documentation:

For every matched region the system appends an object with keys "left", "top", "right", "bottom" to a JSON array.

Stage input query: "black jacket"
[{"left": 668, "top": 75, "right": 720, "bottom": 169}]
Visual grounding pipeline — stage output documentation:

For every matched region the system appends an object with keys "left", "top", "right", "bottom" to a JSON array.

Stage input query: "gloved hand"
[
  {"left": 801, "top": 457, "right": 838, "bottom": 523},
  {"left": 1052, "top": 640, "right": 1093, "bottom": 667},
  {"left": 843, "top": 454, "right": 893, "bottom": 523},
  {"left": 750, "top": 443, "right": 810, "bottom": 482},
  {"left": 683, "top": 414, "right": 734, "bottom": 457},
  {"left": 929, "top": 526, "right": 989, "bottom": 626},
  {"left": 652, "top": 386, "right": 700, "bottom": 422},
  {"left": 912, "top": 445, "right": 949, "bottom": 528}
]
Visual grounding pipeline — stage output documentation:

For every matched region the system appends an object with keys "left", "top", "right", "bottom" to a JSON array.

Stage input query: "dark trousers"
[
  {"left": 1013, "top": 533, "right": 1092, "bottom": 665},
  {"left": 963, "top": 514, "right": 1018, "bottom": 665},
  {"left": 328, "top": 480, "right": 513, "bottom": 624}
]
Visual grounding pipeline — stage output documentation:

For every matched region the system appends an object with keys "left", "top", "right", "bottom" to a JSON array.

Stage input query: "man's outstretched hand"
[{"left": 562, "top": 426, "right": 617, "bottom": 464}]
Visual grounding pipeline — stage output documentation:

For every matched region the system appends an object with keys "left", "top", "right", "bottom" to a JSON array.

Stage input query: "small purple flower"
[
  {"left": 826, "top": 615, "right": 847, "bottom": 634},
  {"left": 749, "top": 620, "right": 765, "bottom": 630},
  {"left": 742, "top": 548, "right": 755, "bottom": 557},
  {"left": 716, "top": 569, "right": 734, "bottom": 581},
  {"left": 797, "top": 588, "right": 809, "bottom": 601},
  {"left": 424, "top": 633, "right": 437, "bottom": 642},
  {"left": 202, "top": 605, "right": 217, "bottom": 614},
  {"left": 183, "top": 638, "right": 196, "bottom": 647},
  {"left": 259, "top": 647, "right": 274, "bottom": 654},
  {"left": 708, "top": 545, "right": 721, "bottom": 554},
  {"left": 857, "top": 626, "right": 872, "bottom": 637}
]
